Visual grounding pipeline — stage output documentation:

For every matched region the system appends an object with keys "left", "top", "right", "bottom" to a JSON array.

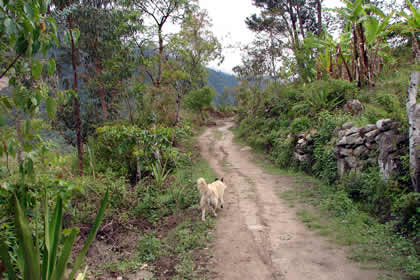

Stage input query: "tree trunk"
[
  {"left": 316, "top": 0, "right": 322, "bottom": 36},
  {"left": 352, "top": 24, "right": 361, "bottom": 87},
  {"left": 412, "top": 33, "right": 420, "bottom": 62},
  {"left": 68, "top": 14, "right": 83, "bottom": 177},
  {"left": 16, "top": 117, "right": 23, "bottom": 165},
  {"left": 337, "top": 45, "right": 353, "bottom": 82},
  {"left": 357, "top": 23, "right": 371, "bottom": 86},
  {"left": 96, "top": 58, "right": 108, "bottom": 121},
  {"left": 174, "top": 93, "right": 181, "bottom": 126},
  {"left": 157, "top": 24, "right": 163, "bottom": 89},
  {"left": 406, "top": 71, "right": 420, "bottom": 192}
]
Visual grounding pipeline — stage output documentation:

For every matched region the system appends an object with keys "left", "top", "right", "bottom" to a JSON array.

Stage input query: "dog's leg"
[
  {"left": 220, "top": 197, "right": 224, "bottom": 208},
  {"left": 211, "top": 205, "right": 218, "bottom": 217},
  {"left": 201, "top": 207, "right": 206, "bottom": 221}
]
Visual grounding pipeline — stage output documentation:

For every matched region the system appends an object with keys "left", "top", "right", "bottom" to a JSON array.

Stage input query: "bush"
[
  {"left": 270, "top": 136, "right": 296, "bottom": 169},
  {"left": 93, "top": 124, "right": 183, "bottom": 183},
  {"left": 320, "top": 190, "right": 357, "bottom": 218},
  {"left": 292, "top": 80, "right": 357, "bottom": 117},
  {"left": 290, "top": 116, "right": 311, "bottom": 133},
  {"left": 340, "top": 169, "right": 399, "bottom": 217},
  {"left": 392, "top": 192, "right": 420, "bottom": 234},
  {"left": 362, "top": 104, "right": 389, "bottom": 123}
]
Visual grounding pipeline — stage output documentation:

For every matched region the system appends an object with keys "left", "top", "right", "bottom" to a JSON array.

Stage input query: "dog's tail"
[{"left": 197, "top": 177, "right": 208, "bottom": 193}]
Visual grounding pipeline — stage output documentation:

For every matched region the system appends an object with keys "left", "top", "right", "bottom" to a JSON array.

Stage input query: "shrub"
[
  {"left": 290, "top": 116, "right": 311, "bottom": 133},
  {"left": 340, "top": 169, "right": 399, "bottom": 217},
  {"left": 320, "top": 190, "right": 357, "bottom": 218},
  {"left": 94, "top": 124, "right": 183, "bottom": 183},
  {"left": 270, "top": 135, "right": 296, "bottom": 169},
  {"left": 392, "top": 192, "right": 420, "bottom": 234},
  {"left": 184, "top": 86, "right": 216, "bottom": 120},
  {"left": 362, "top": 104, "right": 389, "bottom": 123}
]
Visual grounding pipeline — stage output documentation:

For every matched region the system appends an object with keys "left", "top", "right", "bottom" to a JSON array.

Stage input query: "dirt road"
[{"left": 199, "top": 121, "right": 379, "bottom": 280}]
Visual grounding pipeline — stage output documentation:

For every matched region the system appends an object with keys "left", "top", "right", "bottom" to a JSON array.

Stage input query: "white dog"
[{"left": 197, "top": 177, "right": 227, "bottom": 221}]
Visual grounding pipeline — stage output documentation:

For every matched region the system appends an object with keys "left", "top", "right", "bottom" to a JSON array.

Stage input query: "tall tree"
[
  {"left": 129, "top": 0, "right": 189, "bottom": 91},
  {"left": 51, "top": 0, "right": 84, "bottom": 176},
  {"left": 168, "top": 8, "right": 223, "bottom": 124},
  {"left": 246, "top": 0, "right": 318, "bottom": 80}
]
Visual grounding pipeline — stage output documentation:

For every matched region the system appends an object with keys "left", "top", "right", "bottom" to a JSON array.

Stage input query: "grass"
[{"left": 231, "top": 127, "right": 420, "bottom": 280}]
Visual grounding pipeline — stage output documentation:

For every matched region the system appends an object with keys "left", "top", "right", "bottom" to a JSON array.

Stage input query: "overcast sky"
[
  {"left": 198, "top": 0, "right": 256, "bottom": 74},
  {"left": 198, "top": 0, "right": 345, "bottom": 74}
]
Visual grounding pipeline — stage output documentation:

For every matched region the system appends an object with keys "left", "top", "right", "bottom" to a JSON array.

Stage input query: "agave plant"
[{"left": 0, "top": 190, "right": 108, "bottom": 280}]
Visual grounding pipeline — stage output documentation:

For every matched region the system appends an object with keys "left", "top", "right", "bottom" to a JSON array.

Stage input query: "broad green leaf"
[
  {"left": 42, "top": 192, "right": 50, "bottom": 280},
  {"left": 51, "top": 227, "right": 79, "bottom": 280},
  {"left": 69, "top": 190, "right": 109, "bottom": 280},
  {"left": 24, "top": 158, "right": 34, "bottom": 175},
  {"left": 16, "top": 35, "right": 28, "bottom": 55},
  {"left": 72, "top": 29, "right": 81, "bottom": 45},
  {"left": 47, "top": 58, "right": 56, "bottom": 76},
  {"left": 365, "top": 17, "right": 379, "bottom": 44},
  {"left": 32, "top": 59, "right": 43, "bottom": 79},
  {"left": 51, "top": 32, "right": 59, "bottom": 47},
  {"left": 14, "top": 195, "right": 41, "bottom": 280},
  {"left": 46, "top": 97, "right": 57, "bottom": 119},
  {"left": 0, "top": 114, "right": 7, "bottom": 127},
  {"left": 46, "top": 196, "right": 63, "bottom": 279}
]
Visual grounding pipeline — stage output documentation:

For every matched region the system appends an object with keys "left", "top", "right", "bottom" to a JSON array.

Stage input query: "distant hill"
[{"left": 207, "top": 68, "right": 238, "bottom": 106}]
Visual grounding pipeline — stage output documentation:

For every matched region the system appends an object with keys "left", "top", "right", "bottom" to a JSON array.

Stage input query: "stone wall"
[{"left": 293, "top": 119, "right": 408, "bottom": 178}]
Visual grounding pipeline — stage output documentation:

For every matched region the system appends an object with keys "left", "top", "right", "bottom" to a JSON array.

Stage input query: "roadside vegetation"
[
  {"left": 232, "top": 0, "right": 419, "bottom": 279},
  {"left": 0, "top": 0, "right": 224, "bottom": 278}
]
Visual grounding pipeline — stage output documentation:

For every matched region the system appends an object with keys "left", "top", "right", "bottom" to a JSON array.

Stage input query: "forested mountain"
[
  {"left": 207, "top": 68, "right": 238, "bottom": 106},
  {"left": 207, "top": 68, "right": 238, "bottom": 93}
]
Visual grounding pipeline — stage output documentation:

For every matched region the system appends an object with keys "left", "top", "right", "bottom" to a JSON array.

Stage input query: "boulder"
[
  {"left": 359, "top": 124, "right": 377, "bottom": 136},
  {"left": 345, "top": 99, "right": 363, "bottom": 115},
  {"left": 354, "top": 145, "right": 368, "bottom": 157},
  {"left": 337, "top": 158, "right": 346, "bottom": 178},
  {"left": 342, "top": 122, "right": 354, "bottom": 130},
  {"left": 365, "top": 142, "right": 378, "bottom": 150},
  {"left": 345, "top": 127, "right": 360, "bottom": 136},
  {"left": 337, "top": 133, "right": 364, "bottom": 147},
  {"left": 344, "top": 156, "right": 358, "bottom": 169},
  {"left": 379, "top": 152, "right": 400, "bottom": 179},
  {"left": 365, "top": 129, "right": 380, "bottom": 142},
  {"left": 338, "top": 148, "right": 353, "bottom": 157},
  {"left": 376, "top": 119, "right": 393, "bottom": 131},
  {"left": 294, "top": 152, "right": 310, "bottom": 163}
]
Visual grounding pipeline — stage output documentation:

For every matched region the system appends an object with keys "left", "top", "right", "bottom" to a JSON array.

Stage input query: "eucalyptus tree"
[
  {"left": 247, "top": 0, "right": 319, "bottom": 81},
  {"left": 168, "top": 8, "right": 223, "bottom": 124},
  {"left": 74, "top": 3, "right": 142, "bottom": 122},
  {"left": 127, "top": 0, "right": 190, "bottom": 92},
  {"left": 48, "top": 0, "right": 86, "bottom": 176}
]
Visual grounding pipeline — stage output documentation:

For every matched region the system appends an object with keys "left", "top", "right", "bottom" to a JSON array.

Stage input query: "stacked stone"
[
  {"left": 294, "top": 133, "right": 313, "bottom": 163},
  {"left": 334, "top": 119, "right": 407, "bottom": 178}
]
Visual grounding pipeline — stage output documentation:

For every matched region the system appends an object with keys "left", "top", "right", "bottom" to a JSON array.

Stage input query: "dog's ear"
[
  {"left": 220, "top": 177, "right": 224, "bottom": 182},
  {"left": 215, "top": 177, "right": 218, "bottom": 181}
]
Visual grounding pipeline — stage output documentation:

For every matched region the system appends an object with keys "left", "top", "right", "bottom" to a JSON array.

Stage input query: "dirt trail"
[{"left": 199, "top": 120, "right": 379, "bottom": 280}]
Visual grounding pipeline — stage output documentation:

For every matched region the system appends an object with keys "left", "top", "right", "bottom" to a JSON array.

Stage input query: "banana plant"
[
  {"left": 0, "top": 190, "right": 109, "bottom": 280},
  {"left": 393, "top": 0, "right": 420, "bottom": 61},
  {"left": 304, "top": 31, "right": 353, "bottom": 81}
]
